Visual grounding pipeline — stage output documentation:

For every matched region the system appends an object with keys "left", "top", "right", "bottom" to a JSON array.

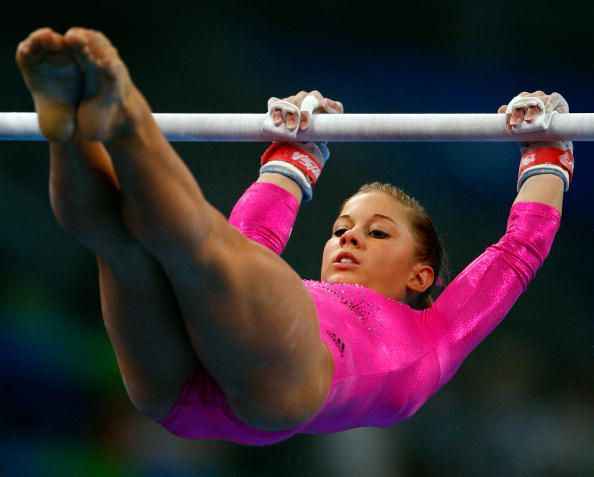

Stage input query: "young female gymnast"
[{"left": 16, "top": 27, "right": 572, "bottom": 446}]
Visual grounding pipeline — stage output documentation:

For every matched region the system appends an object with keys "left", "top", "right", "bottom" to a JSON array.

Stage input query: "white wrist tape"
[{"left": 300, "top": 95, "right": 320, "bottom": 115}]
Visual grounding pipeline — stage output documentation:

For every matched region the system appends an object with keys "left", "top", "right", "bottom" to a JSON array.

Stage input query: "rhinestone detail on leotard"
[{"left": 303, "top": 280, "right": 395, "bottom": 336}]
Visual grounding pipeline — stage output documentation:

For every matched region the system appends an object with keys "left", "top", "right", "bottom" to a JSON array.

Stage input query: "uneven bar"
[{"left": 1, "top": 112, "right": 593, "bottom": 142}]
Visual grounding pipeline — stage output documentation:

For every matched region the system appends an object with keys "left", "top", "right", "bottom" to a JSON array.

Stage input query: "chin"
[{"left": 324, "top": 273, "right": 363, "bottom": 286}]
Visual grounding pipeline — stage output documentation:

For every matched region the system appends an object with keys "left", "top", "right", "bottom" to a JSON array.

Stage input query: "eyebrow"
[{"left": 337, "top": 213, "right": 397, "bottom": 225}]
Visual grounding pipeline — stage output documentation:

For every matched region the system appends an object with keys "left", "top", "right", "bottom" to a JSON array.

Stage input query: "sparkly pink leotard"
[{"left": 159, "top": 182, "right": 561, "bottom": 446}]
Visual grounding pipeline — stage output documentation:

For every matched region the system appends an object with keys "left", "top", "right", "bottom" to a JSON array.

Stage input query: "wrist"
[
  {"left": 257, "top": 172, "right": 303, "bottom": 203},
  {"left": 514, "top": 174, "right": 564, "bottom": 214},
  {"left": 519, "top": 172, "right": 565, "bottom": 190}
]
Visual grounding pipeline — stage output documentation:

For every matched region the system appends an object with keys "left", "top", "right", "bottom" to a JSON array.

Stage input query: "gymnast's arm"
[
  {"left": 425, "top": 174, "right": 562, "bottom": 389},
  {"left": 513, "top": 171, "right": 563, "bottom": 214},
  {"left": 227, "top": 171, "right": 302, "bottom": 255},
  {"left": 228, "top": 91, "right": 342, "bottom": 254},
  {"left": 258, "top": 173, "right": 303, "bottom": 203},
  {"left": 423, "top": 91, "right": 570, "bottom": 389}
]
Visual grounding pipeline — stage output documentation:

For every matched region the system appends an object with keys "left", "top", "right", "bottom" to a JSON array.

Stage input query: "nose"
[{"left": 340, "top": 228, "right": 364, "bottom": 248}]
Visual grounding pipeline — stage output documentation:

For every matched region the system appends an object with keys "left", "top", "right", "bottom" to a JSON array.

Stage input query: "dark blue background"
[{"left": 1, "top": 1, "right": 593, "bottom": 475}]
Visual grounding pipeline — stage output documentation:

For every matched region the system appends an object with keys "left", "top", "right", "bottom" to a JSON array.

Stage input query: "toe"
[
  {"left": 28, "top": 27, "right": 56, "bottom": 43},
  {"left": 17, "top": 28, "right": 64, "bottom": 66},
  {"left": 64, "top": 27, "right": 91, "bottom": 51},
  {"left": 85, "top": 31, "right": 113, "bottom": 61},
  {"left": 43, "top": 30, "right": 65, "bottom": 52},
  {"left": 15, "top": 40, "right": 31, "bottom": 65}
]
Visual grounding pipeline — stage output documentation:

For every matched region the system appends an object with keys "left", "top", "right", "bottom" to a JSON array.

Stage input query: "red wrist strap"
[
  {"left": 519, "top": 147, "right": 574, "bottom": 183},
  {"left": 260, "top": 143, "right": 323, "bottom": 185}
]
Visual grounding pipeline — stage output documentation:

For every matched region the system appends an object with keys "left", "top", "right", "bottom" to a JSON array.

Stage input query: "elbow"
[
  {"left": 489, "top": 228, "right": 556, "bottom": 290},
  {"left": 493, "top": 205, "right": 561, "bottom": 287}
]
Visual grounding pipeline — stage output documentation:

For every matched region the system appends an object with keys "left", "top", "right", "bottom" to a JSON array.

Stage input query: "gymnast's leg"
[
  {"left": 58, "top": 27, "right": 333, "bottom": 431},
  {"left": 16, "top": 28, "right": 198, "bottom": 420},
  {"left": 50, "top": 142, "right": 199, "bottom": 420}
]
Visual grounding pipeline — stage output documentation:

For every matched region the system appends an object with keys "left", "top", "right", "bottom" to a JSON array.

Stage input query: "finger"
[
  {"left": 282, "top": 91, "right": 304, "bottom": 107},
  {"left": 324, "top": 98, "right": 344, "bottom": 114},
  {"left": 519, "top": 91, "right": 530, "bottom": 96},
  {"left": 286, "top": 111, "right": 297, "bottom": 130},
  {"left": 497, "top": 104, "right": 507, "bottom": 114},
  {"left": 542, "top": 94, "right": 550, "bottom": 104},
  {"left": 532, "top": 90, "right": 545, "bottom": 96},
  {"left": 547, "top": 92, "right": 568, "bottom": 113},
  {"left": 290, "top": 91, "right": 309, "bottom": 107},
  {"left": 300, "top": 111, "right": 311, "bottom": 130},
  {"left": 505, "top": 112, "right": 513, "bottom": 131},
  {"left": 509, "top": 107, "right": 526, "bottom": 127},
  {"left": 525, "top": 105, "right": 542, "bottom": 122},
  {"left": 299, "top": 93, "right": 323, "bottom": 130},
  {"left": 272, "top": 109, "right": 283, "bottom": 126}
]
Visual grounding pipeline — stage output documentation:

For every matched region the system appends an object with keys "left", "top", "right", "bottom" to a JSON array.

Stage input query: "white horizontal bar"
[{"left": 1, "top": 112, "right": 594, "bottom": 142}]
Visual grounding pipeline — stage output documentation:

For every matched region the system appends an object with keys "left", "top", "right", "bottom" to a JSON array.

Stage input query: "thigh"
[
  {"left": 96, "top": 245, "right": 198, "bottom": 421},
  {"left": 156, "top": 205, "right": 333, "bottom": 426}
]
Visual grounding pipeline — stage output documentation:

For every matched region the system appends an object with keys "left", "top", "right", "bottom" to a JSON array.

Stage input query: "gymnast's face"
[{"left": 321, "top": 192, "right": 434, "bottom": 302}]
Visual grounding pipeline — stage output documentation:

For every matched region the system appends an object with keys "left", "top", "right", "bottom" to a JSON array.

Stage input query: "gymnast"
[{"left": 16, "top": 27, "right": 573, "bottom": 446}]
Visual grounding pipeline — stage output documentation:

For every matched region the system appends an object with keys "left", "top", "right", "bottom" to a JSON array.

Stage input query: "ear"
[{"left": 407, "top": 263, "right": 435, "bottom": 294}]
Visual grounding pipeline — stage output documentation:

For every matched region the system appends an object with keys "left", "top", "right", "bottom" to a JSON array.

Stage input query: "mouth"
[{"left": 333, "top": 252, "right": 360, "bottom": 269}]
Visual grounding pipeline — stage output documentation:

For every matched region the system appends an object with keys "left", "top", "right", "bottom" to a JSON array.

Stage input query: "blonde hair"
[{"left": 342, "top": 182, "right": 449, "bottom": 309}]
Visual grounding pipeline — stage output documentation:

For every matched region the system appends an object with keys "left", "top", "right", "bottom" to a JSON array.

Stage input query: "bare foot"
[
  {"left": 63, "top": 27, "right": 148, "bottom": 141},
  {"left": 16, "top": 28, "right": 82, "bottom": 142}
]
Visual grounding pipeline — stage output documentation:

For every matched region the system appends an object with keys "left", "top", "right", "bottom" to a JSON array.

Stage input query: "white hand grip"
[
  {"left": 262, "top": 97, "right": 301, "bottom": 139},
  {"left": 261, "top": 95, "right": 320, "bottom": 140},
  {"left": 506, "top": 95, "right": 550, "bottom": 133}
]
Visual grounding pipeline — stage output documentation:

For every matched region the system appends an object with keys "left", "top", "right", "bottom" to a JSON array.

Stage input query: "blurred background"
[{"left": 1, "top": 1, "right": 593, "bottom": 475}]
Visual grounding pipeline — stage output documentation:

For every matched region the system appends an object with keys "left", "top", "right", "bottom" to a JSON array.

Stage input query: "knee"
[
  {"left": 126, "top": 388, "right": 178, "bottom": 423},
  {"left": 131, "top": 399, "right": 174, "bottom": 422}
]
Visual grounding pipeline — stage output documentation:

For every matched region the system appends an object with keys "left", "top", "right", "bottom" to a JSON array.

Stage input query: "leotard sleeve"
[
  {"left": 426, "top": 201, "right": 562, "bottom": 389},
  {"left": 228, "top": 181, "right": 299, "bottom": 255}
]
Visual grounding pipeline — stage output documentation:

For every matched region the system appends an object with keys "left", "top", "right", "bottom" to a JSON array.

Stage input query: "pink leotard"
[{"left": 158, "top": 181, "right": 561, "bottom": 446}]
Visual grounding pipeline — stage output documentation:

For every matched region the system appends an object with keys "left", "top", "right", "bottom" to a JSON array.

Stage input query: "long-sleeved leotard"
[{"left": 158, "top": 181, "right": 561, "bottom": 446}]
